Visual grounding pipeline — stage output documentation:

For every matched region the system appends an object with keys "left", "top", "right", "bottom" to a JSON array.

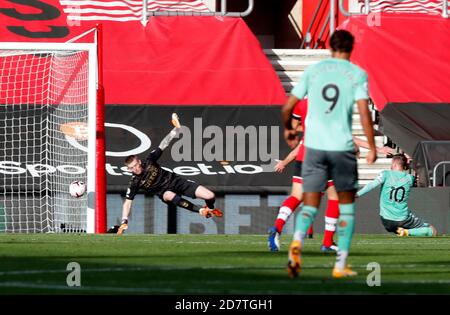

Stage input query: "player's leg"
[
  {"left": 161, "top": 190, "right": 204, "bottom": 215},
  {"left": 193, "top": 185, "right": 223, "bottom": 217},
  {"left": 332, "top": 191, "right": 357, "bottom": 278},
  {"left": 328, "top": 150, "right": 358, "bottom": 278},
  {"left": 397, "top": 213, "right": 437, "bottom": 237},
  {"left": 274, "top": 163, "right": 303, "bottom": 234},
  {"left": 268, "top": 162, "right": 303, "bottom": 251},
  {"left": 268, "top": 181, "right": 302, "bottom": 251},
  {"left": 405, "top": 225, "right": 437, "bottom": 236},
  {"left": 306, "top": 226, "right": 314, "bottom": 238},
  {"left": 288, "top": 191, "right": 322, "bottom": 278},
  {"left": 380, "top": 216, "right": 402, "bottom": 234},
  {"left": 321, "top": 181, "right": 339, "bottom": 252},
  {"left": 167, "top": 175, "right": 222, "bottom": 218},
  {"left": 275, "top": 182, "right": 302, "bottom": 233},
  {"left": 287, "top": 149, "right": 327, "bottom": 278}
]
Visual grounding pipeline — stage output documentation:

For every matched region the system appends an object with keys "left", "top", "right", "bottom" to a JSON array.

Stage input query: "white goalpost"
[{"left": 0, "top": 42, "right": 103, "bottom": 233}]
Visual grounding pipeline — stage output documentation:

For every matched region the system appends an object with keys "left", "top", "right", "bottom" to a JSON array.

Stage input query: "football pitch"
[{"left": 0, "top": 234, "right": 449, "bottom": 295}]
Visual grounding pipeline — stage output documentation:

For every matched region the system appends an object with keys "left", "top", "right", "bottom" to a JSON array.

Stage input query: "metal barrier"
[
  {"left": 433, "top": 161, "right": 450, "bottom": 187},
  {"left": 141, "top": 0, "right": 254, "bottom": 26},
  {"left": 338, "top": 0, "right": 449, "bottom": 18}
]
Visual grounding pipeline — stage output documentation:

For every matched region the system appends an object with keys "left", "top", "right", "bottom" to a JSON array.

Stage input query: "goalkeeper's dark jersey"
[{"left": 125, "top": 148, "right": 174, "bottom": 200}]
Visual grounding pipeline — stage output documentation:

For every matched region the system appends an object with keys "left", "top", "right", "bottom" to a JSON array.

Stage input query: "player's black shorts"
[
  {"left": 293, "top": 160, "right": 303, "bottom": 183},
  {"left": 381, "top": 213, "right": 429, "bottom": 233},
  {"left": 156, "top": 175, "right": 200, "bottom": 199},
  {"left": 302, "top": 148, "right": 358, "bottom": 192}
]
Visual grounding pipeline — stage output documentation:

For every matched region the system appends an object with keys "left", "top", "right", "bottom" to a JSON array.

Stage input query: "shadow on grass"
[{"left": 1, "top": 255, "right": 449, "bottom": 295}]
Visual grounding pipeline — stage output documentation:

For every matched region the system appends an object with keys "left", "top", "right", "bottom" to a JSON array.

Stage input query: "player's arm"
[
  {"left": 118, "top": 180, "right": 138, "bottom": 234},
  {"left": 357, "top": 100, "right": 376, "bottom": 162},
  {"left": 282, "top": 95, "right": 300, "bottom": 131},
  {"left": 353, "top": 136, "right": 395, "bottom": 156},
  {"left": 281, "top": 68, "right": 309, "bottom": 139},
  {"left": 118, "top": 199, "right": 132, "bottom": 234},
  {"left": 353, "top": 137, "right": 361, "bottom": 158},
  {"left": 275, "top": 143, "right": 300, "bottom": 173},
  {"left": 357, "top": 172, "right": 385, "bottom": 197},
  {"left": 355, "top": 72, "right": 377, "bottom": 164}
]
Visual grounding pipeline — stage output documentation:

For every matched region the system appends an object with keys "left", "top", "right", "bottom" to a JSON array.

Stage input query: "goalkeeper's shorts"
[{"left": 157, "top": 175, "right": 200, "bottom": 199}]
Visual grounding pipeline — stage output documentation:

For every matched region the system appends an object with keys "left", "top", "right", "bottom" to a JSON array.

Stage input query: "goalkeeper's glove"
[{"left": 117, "top": 219, "right": 128, "bottom": 235}]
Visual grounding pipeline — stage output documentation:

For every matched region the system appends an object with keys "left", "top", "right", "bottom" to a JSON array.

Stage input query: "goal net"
[{"left": 0, "top": 43, "right": 100, "bottom": 233}]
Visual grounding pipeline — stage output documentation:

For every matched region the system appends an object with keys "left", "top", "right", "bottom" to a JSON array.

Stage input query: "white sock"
[
  {"left": 335, "top": 250, "right": 349, "bottom": 270},
  {"left": 324, "top": 216, "right": 338, "bottom": 232},
  {"left": 277, "top": 206, "right": 293, "bottom": 221},
  {"left": 293, "top": 231, "right": 306, "bottom": 245}
]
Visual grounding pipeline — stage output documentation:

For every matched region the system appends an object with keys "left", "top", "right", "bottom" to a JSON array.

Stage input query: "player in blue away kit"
[
  {"left": 282, "top": 30, "right": 377, "bottom": 278},
  {"left": 357, "top": 154, "right": 437, "bottom": 237}
]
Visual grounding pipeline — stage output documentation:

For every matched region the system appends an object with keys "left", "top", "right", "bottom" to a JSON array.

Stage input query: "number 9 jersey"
[{"left": 291, "top": 58, "right": 368, "bottom": 152}]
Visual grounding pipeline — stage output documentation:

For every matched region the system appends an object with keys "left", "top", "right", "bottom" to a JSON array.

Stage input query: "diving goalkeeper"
[
  {"left": 357, "top": 154, "right": 437, "bottom": 237},
  {"left": 117, "top": 114, "right": 223, "bottom": 234}
]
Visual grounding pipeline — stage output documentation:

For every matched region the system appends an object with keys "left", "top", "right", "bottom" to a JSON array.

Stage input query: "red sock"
[
  {"left": 274, "top": 196, "right": 301, "bottom": 233},
  {"left": 323, "top": 199, "right": 339, "bottom": 247},
  {"left": 307, "top": 225, "right": 313, "bottom": 235}
]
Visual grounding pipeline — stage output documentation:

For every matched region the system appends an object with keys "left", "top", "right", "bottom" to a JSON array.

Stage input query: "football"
[{"left": 69, "top": 180, "right": 86, "bottom": 198}]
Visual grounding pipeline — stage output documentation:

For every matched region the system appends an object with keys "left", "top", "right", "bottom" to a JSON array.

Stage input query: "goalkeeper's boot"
[
  {"left": 332, "top": 265, "right": 358, "bottom": 278},
  {"left": 267, "top": 227, "right": 280, "bottom": 252},
  {"left": 171, "top": 113, "right": 181, "bottom": 129},
  {"left": 199, "top": 207, "right": 212, "bottom": 218},
  {"left": 287, "top": 240, "right": 302, "bottom": 278},
  {"left": 117, "top": 219, "right": 128, "bottom": 235},
  {"left": 210, "top": 208, "right": 224, "bottom": 218},
  {"left": 396, "top": 227, "right": 409, "bottom": 237},
  {"left": 320, "top": 243, "right": 338, "bottom": 253}
]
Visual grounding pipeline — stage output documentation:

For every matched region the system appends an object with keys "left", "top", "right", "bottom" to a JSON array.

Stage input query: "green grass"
[{"left": 0, "top": 234, "right": 449, "bottom": 294}]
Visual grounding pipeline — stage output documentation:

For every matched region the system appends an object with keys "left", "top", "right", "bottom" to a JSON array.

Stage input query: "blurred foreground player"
[
  {"left": 282, "top": 30, "right": 377, "bottom": 278},
  {"left": 268, "top": 99, "right": 339, "bottom": 253}
]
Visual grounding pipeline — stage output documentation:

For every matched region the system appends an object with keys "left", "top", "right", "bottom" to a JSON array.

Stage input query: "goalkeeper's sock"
[
  {"left": 293, "top": 205, "right": 318, "bottom": 244},
  {"left": 323, "top": 199, "right": 339, "bottom": 247},
  {"left": 172, "top": 195, "right": 201, "bottom": 212},
  {"left": 275, "top": 196, "right": 301, "bottom": 233},
  {"left": 335, "top": 203, "right": 355, "bottom": 270},
  {"left": 205, "top": 197, "right": 216, "bottom": 210},
  {"left": 408, "top": 227, "right": 434, "bottom": 236}
]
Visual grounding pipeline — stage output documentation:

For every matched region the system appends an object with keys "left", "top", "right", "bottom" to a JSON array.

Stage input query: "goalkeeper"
[
  {"left": 357, "top": 154, "right": 437, "bottom": 237},
  {"left": 117, "top": 114, "right": 223, "bottom": 234}
]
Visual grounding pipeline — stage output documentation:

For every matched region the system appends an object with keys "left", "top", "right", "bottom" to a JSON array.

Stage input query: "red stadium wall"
[
  {"left": 0, "top": 1, "right": 285, "bottom": 106},
  {"left": 339, "top": 13, "right": 450, "bottom": 111},
  {"left": 0, "top": 1, "right": 289, "bottom": 193}
]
